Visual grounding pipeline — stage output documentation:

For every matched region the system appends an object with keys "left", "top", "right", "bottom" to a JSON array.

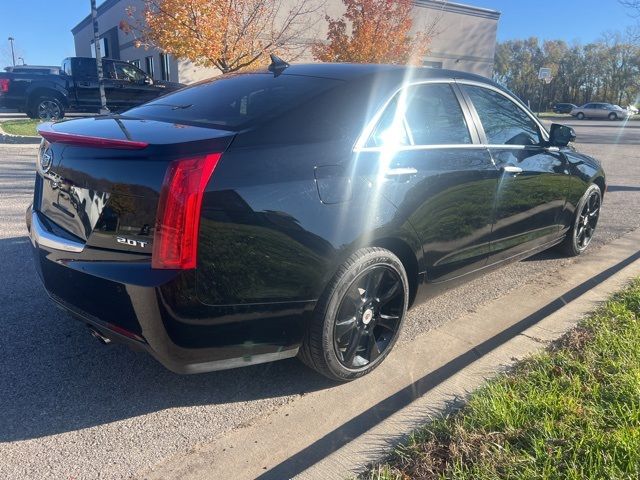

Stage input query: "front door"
[{"left": 460, "top": 84, "right": 568, "bottom": 263}]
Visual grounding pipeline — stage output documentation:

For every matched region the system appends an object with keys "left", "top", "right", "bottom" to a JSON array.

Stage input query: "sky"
[{"left": 0, "top": 0, "right": 637, "bottom": 67}]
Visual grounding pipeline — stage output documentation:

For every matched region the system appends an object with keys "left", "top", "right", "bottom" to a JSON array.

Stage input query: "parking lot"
[{"left": 1, "top": 118, "right": 640, "bottom": 479}]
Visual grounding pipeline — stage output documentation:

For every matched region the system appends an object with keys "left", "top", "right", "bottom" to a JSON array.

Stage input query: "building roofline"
[
  {"left": 71, "top": 0, "right": 122, "bottom": 35},
  {"left": 414, "top": 0, "right": 501, "bottom": 20},
  {"left": 72, "top": 0, "right": 501, "bottom": 35}
]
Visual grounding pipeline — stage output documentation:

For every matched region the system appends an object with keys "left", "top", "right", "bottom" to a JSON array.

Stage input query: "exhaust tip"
[{"left": 88, "top": 326, "right": 112, "bottom": 345}]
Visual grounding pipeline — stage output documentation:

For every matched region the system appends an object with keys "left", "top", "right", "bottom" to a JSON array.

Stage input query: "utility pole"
[
  {"left": 90, "top": 0, "right": 109, "bottom": 114},
  {"left": 7, "top": 37, "right": 15, "bottom": 66}
]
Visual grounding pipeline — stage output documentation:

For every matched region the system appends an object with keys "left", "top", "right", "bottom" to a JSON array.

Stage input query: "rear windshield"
[{"left": 124, "top": 73, "right": 345, "bottom": 130}]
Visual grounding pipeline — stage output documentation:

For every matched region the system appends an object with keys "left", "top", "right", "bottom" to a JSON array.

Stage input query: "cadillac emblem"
[{"left": 40, "top": 147, "right": 53, "bottom": 173}]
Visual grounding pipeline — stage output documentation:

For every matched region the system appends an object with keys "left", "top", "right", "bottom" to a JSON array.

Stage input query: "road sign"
[{"left": 538, "top": 67, "right": 552, "bottom": 80}]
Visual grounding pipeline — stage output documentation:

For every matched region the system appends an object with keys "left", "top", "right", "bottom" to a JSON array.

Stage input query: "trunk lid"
[{"left": 35, "top": 116, "right": 235, "bottom": 254}]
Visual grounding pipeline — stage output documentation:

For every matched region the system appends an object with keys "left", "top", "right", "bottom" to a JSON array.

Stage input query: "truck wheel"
[{"left": 32, "top": 96, "right": 65, "bottom": 120}]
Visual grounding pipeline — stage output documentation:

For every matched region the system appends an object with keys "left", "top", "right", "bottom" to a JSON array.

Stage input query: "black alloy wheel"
[
  {"left": 559, "top": 184, "right": 601, "bottom": 256},
  {"left": 333, "top": 265, "right": 404, "bottom": 368},
  {"left": 575, "top": 188, "right": 601, "bottom": 250},
  {"left": 299, "top": 247, "right": 409, "bottom": 381}
]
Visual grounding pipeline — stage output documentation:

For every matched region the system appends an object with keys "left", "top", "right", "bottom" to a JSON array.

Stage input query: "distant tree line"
[{"left": 493, "top": 33, "right": 640, "bottom": 110}]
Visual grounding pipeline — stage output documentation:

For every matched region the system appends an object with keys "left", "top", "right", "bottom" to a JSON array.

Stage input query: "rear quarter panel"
[{"left": 196, "top": 140, "right": 423, "bottom": 306}]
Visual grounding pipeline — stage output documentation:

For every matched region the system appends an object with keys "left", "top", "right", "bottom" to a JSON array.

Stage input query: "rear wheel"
[
  {"left": 31, "top": 96, "right": 65, "bottom": 120},
  {"left": 608, "top": 112, "right": 618, "bottom": 121},
  {"left": 299, "top": 247, "right": 409, "bottom": 381},
  {"left": 558, "top": 184, "right": 601, "bottom": 256},
  {"left": 576, "top": 112, "right": 585, "bottom": 120}
]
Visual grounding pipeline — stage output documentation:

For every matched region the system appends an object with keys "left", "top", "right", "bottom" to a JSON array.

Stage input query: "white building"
[{"left": 71, "top": 0, "right": 500, "bottom": 84}]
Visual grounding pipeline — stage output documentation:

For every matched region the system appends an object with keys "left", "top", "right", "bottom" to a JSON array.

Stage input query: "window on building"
[
  {"left": 160, "top": 53, "right": 171, "bottom": 81},
  {"left": 423, "top": 60, "right": 443, "bottom": 69},
  {"left": 91, "top": 37, "right": 110, "bottom": 58},
  {"left": 463, "top": 85, "right": 542, "bottom": 146},
  {"left": 129, "top": 59, "right": 141, "bottom": 69},
  {"left": 145, "top": 56, "right": 155, "bottom": 79}
]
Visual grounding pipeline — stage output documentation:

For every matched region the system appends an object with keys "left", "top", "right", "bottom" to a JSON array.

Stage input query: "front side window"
[
  {"left": 114, "top": 62, "right": 145, "bottom": 82},
  {"left": 463, "top": 85, "right": 542, "bottom": 146},
  {"left": 367, "top": 83, "right": 471, "bottom": 147}
]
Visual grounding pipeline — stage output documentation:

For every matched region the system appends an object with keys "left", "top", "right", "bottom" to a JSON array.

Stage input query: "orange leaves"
[
  {"left": 313, "top": 0, "right": 431, "bottom": 65},
  {"left": 122, "top": 0, "right": 320, "bottom": 74}
]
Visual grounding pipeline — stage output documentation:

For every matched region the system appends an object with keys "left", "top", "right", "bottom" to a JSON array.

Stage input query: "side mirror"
[
  {"left": 549, "top": 123, "right": 576, "bottom": 147},
  {"left": 143, "top": 76, "right": 153, "bottom": 85}
]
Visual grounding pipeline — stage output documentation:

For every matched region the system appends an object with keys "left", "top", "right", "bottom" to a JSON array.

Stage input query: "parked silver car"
[{"left": 570, "top": 102, "right": 632, "bottom": 120}]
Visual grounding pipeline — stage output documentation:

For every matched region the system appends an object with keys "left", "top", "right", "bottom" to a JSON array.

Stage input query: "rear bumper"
[{"left": 27, "top": 208, "right": 309, "bottom": 374}]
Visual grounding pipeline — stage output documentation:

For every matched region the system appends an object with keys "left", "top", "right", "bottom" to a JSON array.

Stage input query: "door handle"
[
  {"left": 385, "top": 167, "right": 418, "bottom": 177},
  {"left": 501, "top": 165, "right": 523, "bottom": 175}
]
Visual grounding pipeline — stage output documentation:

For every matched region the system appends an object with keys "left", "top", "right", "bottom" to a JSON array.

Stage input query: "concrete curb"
[
  {"left": 139, "top": 228, "right": 640, "bottom": 480},
  {"left": 0, "top": 134, "right": 40, "bottom": 145}
]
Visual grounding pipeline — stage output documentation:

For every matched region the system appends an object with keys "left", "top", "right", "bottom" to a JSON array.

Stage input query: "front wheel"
[
  {"left": 608, "top": 112, "right": 618, "bottom": 121},
  {"left": 558, "top": 184, "right": 601, "bottom": 256},
  {"left": 576, "top": 112, "right": 585, "bottom": 120},
  {"left": 298, "top": 247, "right": 409, "bottom": 382}
]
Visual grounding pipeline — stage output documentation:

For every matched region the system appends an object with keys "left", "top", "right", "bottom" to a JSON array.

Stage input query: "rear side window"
[
  {"left": 464, "top": 85, "right": 542, "bottom": 146},
  {"left": 73, "top": 58, "right": 98, "bottom": 79},
  {"left": 125, "top": 73, "right": 344, "bottom": 130},
  {"left": 368, "top": 83, "right": 471, "bottom": 147}
]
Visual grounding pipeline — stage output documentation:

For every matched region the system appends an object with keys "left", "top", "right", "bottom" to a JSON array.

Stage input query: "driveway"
[{"left": 1, "top": 120, "right": 639, "bottom": 479}]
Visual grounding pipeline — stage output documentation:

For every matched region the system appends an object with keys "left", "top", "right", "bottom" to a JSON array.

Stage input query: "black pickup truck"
[{"left": 0, "top": 57, "right": 184, "bottom": 119}]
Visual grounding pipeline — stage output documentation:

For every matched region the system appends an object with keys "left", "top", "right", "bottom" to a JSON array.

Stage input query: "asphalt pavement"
[{"left": 1, "top": 118, "right": 639, "bottom": 479}]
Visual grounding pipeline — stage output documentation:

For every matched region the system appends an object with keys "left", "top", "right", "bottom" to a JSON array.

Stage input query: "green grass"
[
  {"left": 365, "top": 278, "right": 640, "bottom": 480},
  {"left": 0, "top": 119, "right": 42, "bottom": 136}
]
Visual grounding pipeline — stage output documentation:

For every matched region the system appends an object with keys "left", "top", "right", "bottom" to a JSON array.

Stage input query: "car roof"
[{"left": 256, "top": 62, "right": 495, "bottom": 85}]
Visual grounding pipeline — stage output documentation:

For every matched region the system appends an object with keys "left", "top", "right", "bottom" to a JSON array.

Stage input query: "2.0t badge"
[{"left": 116, "top": 237, "right": 149, "bottom": 248}]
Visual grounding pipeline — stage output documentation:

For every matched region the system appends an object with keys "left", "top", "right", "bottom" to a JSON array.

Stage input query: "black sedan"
[
  {"left": 27, "top": 62, "right": 605, "bottom": 381},
  {"left": 553, "top": 103, "right": 577, "bottom": 114}
]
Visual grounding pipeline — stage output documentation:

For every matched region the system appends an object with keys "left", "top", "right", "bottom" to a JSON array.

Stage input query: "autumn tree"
[
  {"left": 120, "top": 0, "right": 321, "bottom": 74},
  {"left": 312, "top": 0, "right": 436, "bottom": 64}
]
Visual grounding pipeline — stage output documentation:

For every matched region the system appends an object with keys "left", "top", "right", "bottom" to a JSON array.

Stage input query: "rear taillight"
[
  {"left": 0, "top": 78, "right": 9, "bottom": 94},
  {"left": 152, "top": 153, "right": 222, "bottom": 270}
]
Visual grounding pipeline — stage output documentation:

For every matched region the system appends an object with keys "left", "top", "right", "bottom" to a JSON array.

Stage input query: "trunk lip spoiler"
[{"left": 37, "top": 122, "right": 149, "bottom": 150}]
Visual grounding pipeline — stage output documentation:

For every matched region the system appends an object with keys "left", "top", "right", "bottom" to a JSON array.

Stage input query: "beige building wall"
[{"left": 72, "top": 0, "right": 500, "bottom": 84}]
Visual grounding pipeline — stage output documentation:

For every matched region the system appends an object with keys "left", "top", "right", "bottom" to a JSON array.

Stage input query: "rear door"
[
  {"left": 354, "top": 82, "right": 499, "bottom": 282},
  {"left": 460, "top": 83, "right": 568, "bottom": 263}
]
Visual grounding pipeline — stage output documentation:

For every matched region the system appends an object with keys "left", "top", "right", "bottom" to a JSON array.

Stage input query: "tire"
[
  {"left": 576, "top": 112, "right": 585, "bottom": 120},
  {"left": 31, "top": 95, "right": 65, "bottom": 120},
  {"left": 298, "top": 247, "right": 409, "bottom": 382},
  {"left": 608, "top": 112, "right": 617, "bottom": 121},
  {"left": 558, "top": 184, "right": 601, "bottom": 257}
]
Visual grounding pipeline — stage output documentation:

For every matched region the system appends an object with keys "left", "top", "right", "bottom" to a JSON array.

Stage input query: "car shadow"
[{"left": 0, "top": 235, "right": 335, "bottom": 442}]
